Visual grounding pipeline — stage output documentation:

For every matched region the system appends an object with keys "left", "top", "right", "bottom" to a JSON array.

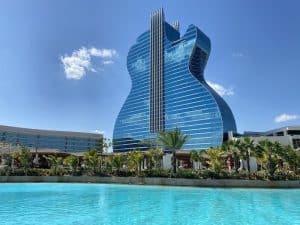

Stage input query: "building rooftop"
[
  {"left": 244, "top": 126, "right": 300, "bottom": 137},
  {"left": 0, "top": 124, "right": 102, "bottom": 139}
]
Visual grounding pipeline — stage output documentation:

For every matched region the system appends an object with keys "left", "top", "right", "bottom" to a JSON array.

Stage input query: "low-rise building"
[
  {"left": 243, "top": 126, "right": 300, "bottom": 149},
  {"left": 0, "top": 125, "right": 103, "bottom": 153}
]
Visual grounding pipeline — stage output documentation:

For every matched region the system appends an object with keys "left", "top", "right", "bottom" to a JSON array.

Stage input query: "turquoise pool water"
[{"left": 0, "top": 183, "right": 299, "bottom": 225}]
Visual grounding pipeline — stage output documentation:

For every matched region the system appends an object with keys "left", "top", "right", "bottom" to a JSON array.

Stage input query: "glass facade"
[
  {"left": 0, "top": 125, "right": 102, "bottom": 153},
  {"left": 113, "top": 9, "right": 237, "bottom": 152}
]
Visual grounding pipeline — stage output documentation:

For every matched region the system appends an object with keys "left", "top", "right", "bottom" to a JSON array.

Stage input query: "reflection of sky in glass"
[
  {"left": 165, "top": 39, "right": 194, "bottom": 64},
  {"left": 113, "top": 21, "right": 236, "bottom": 151},
  {"left": 121, "top": 112, "right": 146, "bottom": 125},
  {"left": 131, "top": 58, "right": 146, "bottom": 73}
]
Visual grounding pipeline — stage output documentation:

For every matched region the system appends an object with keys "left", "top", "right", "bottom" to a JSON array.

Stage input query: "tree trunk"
[
  {"left": 172, "top": 151, "right": 176, "bottom": 173},
  {"left": 246, "top": 151, "right": 250, "bottom": 176},
  {"left": 233, "top": 152, "right": 239, "bottom": 173}
]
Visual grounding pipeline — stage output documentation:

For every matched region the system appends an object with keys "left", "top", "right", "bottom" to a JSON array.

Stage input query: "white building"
[{"left": 242, "top": 126, "right": 300, "bottom": 149}]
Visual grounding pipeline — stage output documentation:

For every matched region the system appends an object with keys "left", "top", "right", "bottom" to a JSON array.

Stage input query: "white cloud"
[
  {"left": 207, "top": 81, "right": 234, "bottom": 97},
  {"left": 94, "top": 130, "right": 105, "bottom": 134},
  {"left": 232, "top": 52, "right": 244, "bottom": 58},
  {"left": 60, "top": 47, "right": 118, "bottom": 80},
  {"left": 274, "top": 114, "right": 299, "bottom": 123},
  {"left": 89, "top": 48, "right": 118, "bottom": 58}
]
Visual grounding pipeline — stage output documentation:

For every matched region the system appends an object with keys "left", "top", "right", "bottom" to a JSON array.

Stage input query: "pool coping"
[{"left": 1, "top": 176, "right": 300, "bottom": 188}]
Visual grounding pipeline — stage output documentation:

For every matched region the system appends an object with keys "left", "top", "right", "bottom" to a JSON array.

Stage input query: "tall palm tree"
[
  {"left": 242, "top": 137, "right": 255, "bottom": 174},
  {"left": 234, "top": 137, "right": 254, "bottom": 176},
  {"left": 221, "top": 140, "right": 239, "bottom": 172},
  {"left": 157, "top": 128, "right": 188, "bottom": 173},
  {"left": 256, "top": 140, "right": 278, "bottom": 177}
]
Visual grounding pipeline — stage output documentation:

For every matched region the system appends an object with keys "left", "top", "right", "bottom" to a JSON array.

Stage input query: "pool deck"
[{"left": 1, "top": 176, "right": 300, "bottom": 188}]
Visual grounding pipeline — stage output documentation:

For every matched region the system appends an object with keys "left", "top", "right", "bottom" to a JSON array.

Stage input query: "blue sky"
[{"left": 0, "top": 0, "right": 299, "bottom": 139}]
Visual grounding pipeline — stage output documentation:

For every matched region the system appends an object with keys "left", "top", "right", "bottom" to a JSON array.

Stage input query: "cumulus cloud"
[
  {"left": 274, "top": 114, "right": 299, "bottom": 123},
  {"left": 207, "top": 81, "right": 234, "bottom": 97},
  {"left": 60, "top": 47, "right": 118, "bottom": 80}
]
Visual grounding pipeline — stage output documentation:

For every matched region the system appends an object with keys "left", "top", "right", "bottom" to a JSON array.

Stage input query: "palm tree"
[
  {"left": 83, "top": 149, "right": 99, "bottom": 175},
  {"left": 157, "top": 128, "right": 188, "bottom": 173},
  {"left": 283, "top": 145, "right": 300, "bottom": 173},
  {"left": 13, "top": 146, "right": 32, "bottom": 175},
  {"left": 45, "top": 155, "right": 64, "bottom": 175},
  {"left": 111, "top": 154, "right": 126, "bottom": 174},
  {"left": 126, "top": 150, "right": 144, "bottom": 175},
  {"left": 256, "top": 140, "right": 278, "bottom": 177},
  {"left": 206, "top": 148, "right": 223, "bottom": 173},
  {"left": 221, "top": 140, "right": 239, "bottom": 172},
  {"left": 63, "top": 155, "right": 79, "bottom": 175},
  {"left": 147, "top": 148, "right": 163, "bottom": 169},
  {"left": 234, "top": 137, "right": 254, "bottom": 176}
]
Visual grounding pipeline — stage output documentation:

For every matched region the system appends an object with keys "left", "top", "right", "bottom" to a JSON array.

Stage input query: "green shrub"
[
  {"left": 144, "top": 169, "right": 171, "bottom": 178},
  {"left": 173, "top": 169, "right": 199, "bottom": 179}
]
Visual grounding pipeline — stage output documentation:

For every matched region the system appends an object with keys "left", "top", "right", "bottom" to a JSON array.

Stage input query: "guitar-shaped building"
[{"left": 113, "top": 9, "right": 237, "bottom": 152}]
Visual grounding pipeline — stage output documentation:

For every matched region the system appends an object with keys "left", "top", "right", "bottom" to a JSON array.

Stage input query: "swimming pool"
[{"left": 0, "top": 183, "right": 299, "bottom": 225}]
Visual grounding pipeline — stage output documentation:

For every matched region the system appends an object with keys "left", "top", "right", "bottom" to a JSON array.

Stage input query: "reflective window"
[{"left": 113, "top": 16, "right": 236, "bottom": 152}]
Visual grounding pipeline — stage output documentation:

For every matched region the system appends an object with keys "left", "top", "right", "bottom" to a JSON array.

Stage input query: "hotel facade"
[
  {"left": 0, "top": 125, "right": 103, "bottom": 153},
  {"left": 113, "top": 9, "right": 237, "bottom": 152}
]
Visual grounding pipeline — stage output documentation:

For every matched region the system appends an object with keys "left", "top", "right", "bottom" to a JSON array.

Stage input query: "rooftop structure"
[{"left": 243, "top": 126, "right": 300, "bottom": 149}]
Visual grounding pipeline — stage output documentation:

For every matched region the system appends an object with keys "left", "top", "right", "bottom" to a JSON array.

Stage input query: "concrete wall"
[
  {"left": 0, "top": 176, "right": 300, "bottom": 188},
  {"left": 162, "top": 154, "right": 172, "bottom": 169}
]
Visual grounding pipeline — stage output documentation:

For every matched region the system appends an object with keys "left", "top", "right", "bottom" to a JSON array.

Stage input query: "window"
[
  {"left": 276, "top": 132, "right": 284, "bottom": 136},
  {"left": 287, "top": 130, "right": 300, "bottom": 136}
]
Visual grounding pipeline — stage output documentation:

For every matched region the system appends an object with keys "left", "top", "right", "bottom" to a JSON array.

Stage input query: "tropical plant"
[
  {"left": 45, "top": 155, "right": 64, "bottom": 176},
  {"left": 63, "top": 155, "right": 79, "bottom": 175},
  {"left": 147, "top": 148, "right": 163, "bottom": 169},
  {"left": 255, "top": 140, "right": 281, "bottom": 177},
  {"left": 83, "top": 149, "right": 100, "bottom": 175},
  {"left": 221, "top": 140, "right": 240, "bottom": 172},
  {"left": 190, "top": 150, "right": 206, "bottom": 170},
  {"left": 13, "top": 146, "right": 32, "bottom": 175},
  {"left": 157, "top": 128, "right": 188, "bottom": 173},
  {"left": 234, "top": 137, "right": 255, "bottom": 176},
  {"left": 126, "top": 150, "right": 144, "bottom": 175},
  {"left": 270, "top": 143, "right": 300, "bottom": 174},
  {"left": 111, "top": 154, "right": 126, "bottom": 174},
  {"left": 206, "top": 148, "right": 223, "bottom": 173}
]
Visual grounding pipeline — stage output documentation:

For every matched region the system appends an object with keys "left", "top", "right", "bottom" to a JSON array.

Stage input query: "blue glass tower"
[{"left": 113, "top": 9, "right": 237, "bottom": 152}]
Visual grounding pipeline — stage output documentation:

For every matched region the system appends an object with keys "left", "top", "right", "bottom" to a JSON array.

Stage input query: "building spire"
[
  {"left": 150, "top": 8, "right": 165, "bottom": 20},
  {"left": 172, "top": 21, "right": 180, "bottom": 31}
]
